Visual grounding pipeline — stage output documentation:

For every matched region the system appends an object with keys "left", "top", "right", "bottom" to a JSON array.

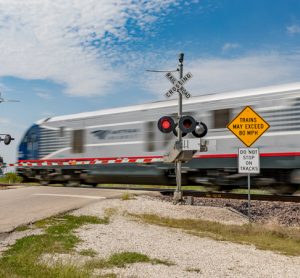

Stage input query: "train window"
[
  {"left": 145, "top": 121, "right": 155, "bottom": 152},
  {"left": 72, "top": 129, "right": 84, "bottom": 153},
  {"left": 213, "top": 109, "right": 231, "bottom": 129},
  {"left": 59, "top": 126, "right": 65, "bottom": 137}
]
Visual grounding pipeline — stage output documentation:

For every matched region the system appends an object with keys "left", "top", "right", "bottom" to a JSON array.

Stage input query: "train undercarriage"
[{"left": 17, "top": 164, "right": 300, "bottom": 194}]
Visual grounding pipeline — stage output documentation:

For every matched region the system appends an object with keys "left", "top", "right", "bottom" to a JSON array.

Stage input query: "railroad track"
[
  {"left": 95, "top": 186, "right": 300, "bottom": 203},
  {"left": 1, "top": 183, "right": 300, "bottom": 203},
  {"left": 0, "top": 183, "right": 16, "bottom": 187}
]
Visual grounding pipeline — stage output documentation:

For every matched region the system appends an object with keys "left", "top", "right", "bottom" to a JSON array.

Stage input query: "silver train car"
[{"left": 17, "top": 83, "right": 300, "bottom": 193}]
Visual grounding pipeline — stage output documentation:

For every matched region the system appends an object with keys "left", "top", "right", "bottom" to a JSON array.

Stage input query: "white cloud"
[
  {"left": 142, "top": 52, "right": 300, "bottom": 97},
  {"left": 0, "top": 0, "right": 180, "bottom": 96},
  {"left": 36, "top": 92, "right": 52, "bottom": 100},
  {"left": 222, "top": 43, "right": 240, "bottom": 52},
  {"left": 287, "top": 24, "right": 300, "bottom": 35}
]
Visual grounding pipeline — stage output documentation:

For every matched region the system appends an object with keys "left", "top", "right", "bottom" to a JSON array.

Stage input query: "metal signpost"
[
  {"left": 164, "top": 53, "right": 193, "bottom": 203},
  {"left": 156, "top": 54, "right": 208, "bottom": 204},
  {"left": 227, "top": 106, "right": 270, "bottom": 221},
  {"left": 238, "top": 148, "right": 260, "bottom": 221}
]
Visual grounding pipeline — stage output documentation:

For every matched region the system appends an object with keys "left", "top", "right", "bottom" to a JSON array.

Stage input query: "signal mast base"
[{"left": 173, "top": 190, "right": 183, "bottom": 204}]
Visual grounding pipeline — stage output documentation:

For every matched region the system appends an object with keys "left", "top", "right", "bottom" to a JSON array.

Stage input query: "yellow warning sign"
[{"left": 227, "top": 106, "right": 270, "bottom": 147}]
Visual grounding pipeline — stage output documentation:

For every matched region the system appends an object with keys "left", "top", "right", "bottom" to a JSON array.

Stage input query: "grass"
[
  {"left": 85, "top": 251, "right": 174, "bottom": 269},
  {"left": 14, "top": 224, "right": 31, "bottom": 232},
  {"left": 0, "top": 214, "right": 108, "bottom": 278},
  {"left": 96, "top": 184, "right": 207, "bottom": 191},
  {"left": 0, "top": 172, "right": 23, "bottom": 184},
  {"left": 93, "top": 184, "right": 274, "bottom": 195},
  {"left": 121, "top": 191, "right": 135, "bottom": 200},
  {"left": 130, "top": 213, "right": 300, "bottom": 256},
  {"left": 79, "top": 249, "right": 98, "bottom": 257},
  {"left": 230, "top": 188, "right": 272, "bottom": 195},
  {"left": 0, "top": 214, "right": 173, "bottom": 278},
  {"left": 25, "top": 182, "right": 275, "bottom": 195},
  {"left": 104, "top": 207, "right": 118, "bottom": 218},
  {"left": 185, "top": 267, "right": 202, "bottom": 273}
]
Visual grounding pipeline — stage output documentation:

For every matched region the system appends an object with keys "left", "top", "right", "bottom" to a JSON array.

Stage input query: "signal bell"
[{"left": 192, "top": 122, "right": 208, "bottom": 138}]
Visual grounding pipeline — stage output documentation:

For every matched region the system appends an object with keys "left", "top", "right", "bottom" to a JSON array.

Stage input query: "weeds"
[
  {"left": 104, "top": 207, "right": 118, "bottom": 218},
  {"left": 185, "top": 267, "right": 202, "bottom": 273},
  {"left": 85, "top": 251, "right": 174, "bottom": 269},
  {"left": 0, "top": 214, "right": 173, "bottom": 278},
  {"left": 121, "top": 192, "right": 135, "bottom": 201},
  {"left": 0, "top": 214, "right": 108, "bottom": 278},
  {"left": 79, "top": 249, "right": 98, "bottom": 257},
  {"left": 0, "top": 172, "right": 23, "bottom": 184},
  {"left": 14, "top": 224, "right": 30, "bottom": 232},
  {"left": 130, "top": 213, "right": 300, "bottom": 256}
]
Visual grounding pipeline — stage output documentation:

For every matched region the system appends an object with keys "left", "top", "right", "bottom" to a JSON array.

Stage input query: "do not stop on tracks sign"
[
  {"left": 227, "top": 106, "right": 270, "bottom": 147},
  {"left": 238, "top": 148, "right": 260, "bottom": 174}
]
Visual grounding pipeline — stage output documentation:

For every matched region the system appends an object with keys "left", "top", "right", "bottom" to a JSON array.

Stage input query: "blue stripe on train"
[{"left": 18, "top": 124, "right": 40, "bottom": 161}]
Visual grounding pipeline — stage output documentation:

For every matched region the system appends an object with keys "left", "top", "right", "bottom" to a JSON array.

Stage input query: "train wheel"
[
  {"left": 66, "top": 180, "right": 81, "bottom": 187},
  {"left": 40, "top": 180, "right": 49, "bottom": 186},
  {"left": 267, "top": 183, "right": 297, "bottom": 195}
]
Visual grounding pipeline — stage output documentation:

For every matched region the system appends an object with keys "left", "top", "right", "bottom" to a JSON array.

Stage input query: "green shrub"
[{"left": 3, "top": 172, "right": 23, "bottom": 184}]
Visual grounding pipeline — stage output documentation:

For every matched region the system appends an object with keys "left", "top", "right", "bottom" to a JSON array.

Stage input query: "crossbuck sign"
[{"left": 165, "top": 72, "right": 193, "bottom": 99}]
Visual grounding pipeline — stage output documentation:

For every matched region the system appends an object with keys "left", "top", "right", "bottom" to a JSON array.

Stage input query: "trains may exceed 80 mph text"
[{"left": 227, "top": 106, "right": 270, "bottom": 147}]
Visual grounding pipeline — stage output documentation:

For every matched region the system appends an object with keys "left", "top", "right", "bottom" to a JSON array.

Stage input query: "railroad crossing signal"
[
  {"left": 157, "top": 115, "right": 208, "bottom": 138},
  {"left": 227, "top": 106, "right": 270, "bottom": 147},
  {"left": 165, "top": 72, "right": 193, "bottom": 99}
]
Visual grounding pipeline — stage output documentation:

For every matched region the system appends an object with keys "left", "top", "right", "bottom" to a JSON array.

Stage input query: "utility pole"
[{"left": 173, "top": 53, "right": 184, "bottom": 204}]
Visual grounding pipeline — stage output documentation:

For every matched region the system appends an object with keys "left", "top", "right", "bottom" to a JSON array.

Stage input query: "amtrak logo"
[
  {"left": 92, "top": 129, "right": 139, "bottom": 140},
  {"left": 91, "top": 130, "right": 110, "bottom": 139}
]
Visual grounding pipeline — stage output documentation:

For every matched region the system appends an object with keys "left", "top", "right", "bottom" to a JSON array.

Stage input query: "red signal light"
[
  {"left": 162, "top": 119, "right": 171, "bottom": 129},
  {"left": 157, "top": 116, "right": 175, "bottom": 133}
]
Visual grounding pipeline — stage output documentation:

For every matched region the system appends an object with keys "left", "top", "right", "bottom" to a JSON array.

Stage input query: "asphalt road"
[{"left": 0, "top": 185, "right": 150, "bottom": 233}]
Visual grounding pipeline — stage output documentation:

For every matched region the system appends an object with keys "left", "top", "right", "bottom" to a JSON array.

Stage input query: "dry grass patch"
[
  {"left": 185, "top": 267, "right": 202, "bottom": 273},
  {"left": 121, "top": 192, "right": 135, "bottom": 201},
  {"left": 130, "top": 213, "right": 300, "bottom": 256},
  {"left": 79, "top": 249, "right": 98, "bottom": 257},
  {"left": 85, "top": 251, "right": 174, "bottom": 269}
]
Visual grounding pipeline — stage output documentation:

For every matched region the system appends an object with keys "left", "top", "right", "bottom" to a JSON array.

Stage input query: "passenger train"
[{"left": 17, "top": 83, "right": 300, "bottom": 193}]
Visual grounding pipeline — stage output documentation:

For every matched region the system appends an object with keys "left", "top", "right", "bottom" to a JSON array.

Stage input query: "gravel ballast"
[
  {"left": 158, "top": 195, "right": 300, "bottom": 227},
  {"left": 72, "top": 196, "right": 300, "bottom": 278}
]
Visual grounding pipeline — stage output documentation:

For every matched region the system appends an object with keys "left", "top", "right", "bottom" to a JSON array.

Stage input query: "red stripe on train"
[
  {"left": 194, "top": 152, "right": 300, "bottom": 158},
  {"left": 17, "top": 152, "right": 300, "bottom": 164},
  {"left": 18, "top": 156, "right": 163, "bottom": 163}
]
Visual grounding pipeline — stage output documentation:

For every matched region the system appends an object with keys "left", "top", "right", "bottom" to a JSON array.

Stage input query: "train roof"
[{"left": 37, "top": 82, "right": 300, "bottom": 124}]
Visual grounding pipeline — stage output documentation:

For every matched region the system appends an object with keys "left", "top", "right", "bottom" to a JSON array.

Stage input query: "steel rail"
[
  {"left": 181, "top": 191, "right": 300, "bottom": 203},
  {"left": 1, "top": 183, "right": 299, "bottom": 203},
  {"left": 70, "top": 186, "right": 300, "bottom": 203}
]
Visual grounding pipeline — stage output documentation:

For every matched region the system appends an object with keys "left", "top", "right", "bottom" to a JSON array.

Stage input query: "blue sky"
[{"left": 1, "top": 0, "right": 300, "bottom": 163}]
